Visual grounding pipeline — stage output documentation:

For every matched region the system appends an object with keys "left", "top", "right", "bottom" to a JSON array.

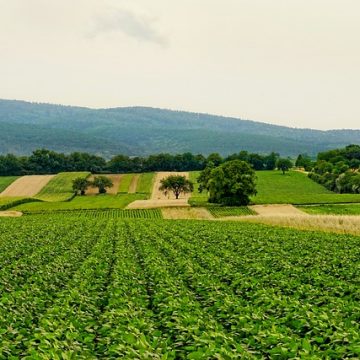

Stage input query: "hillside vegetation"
[{"left": 1, "top": 99, "right": 359, "bottom": 156}]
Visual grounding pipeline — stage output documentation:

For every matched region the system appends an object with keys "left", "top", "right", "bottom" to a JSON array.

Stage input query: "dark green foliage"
[
  {"left": 159, "top": 175, "right": 194, "bottom": 199},
  {"left": 72, "top": 177, "right": 91, "bottom": 195},
  {"left": 200, "top": 160, "right": 257, "bottom": 205},
  {"left": 91, "top": 176, "right": 114, "bottom": 194},
  {"left": 277, "top": 158, "right": 293, "bottom": 174},
  {"left": 1, "top": 99, "right": 359, "bottom": 157},
  {"left": 309, "top": 145, "right": 360, "bottom": 194}
]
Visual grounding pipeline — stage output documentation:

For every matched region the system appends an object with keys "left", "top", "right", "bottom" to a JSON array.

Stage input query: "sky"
[{"left": 1, "top": 0, "right": 359, "bottom": 130}]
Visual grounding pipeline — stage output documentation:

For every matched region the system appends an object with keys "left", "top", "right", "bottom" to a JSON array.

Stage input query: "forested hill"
[{"left": 0, "top": 99, "right": 359, "bottom": 157}]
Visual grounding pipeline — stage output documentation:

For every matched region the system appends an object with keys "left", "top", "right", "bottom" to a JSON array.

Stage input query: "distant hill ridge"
[{"left": 0, "top": 99, "right": 359, "bottom": 157}]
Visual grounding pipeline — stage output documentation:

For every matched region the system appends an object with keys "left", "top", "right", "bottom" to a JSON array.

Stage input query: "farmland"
[
  {"left": 13, "top": 194, "right": 147, "bottom": 212},
  {"left": 36, "top": 172, "right": 90, "bottom": 201},
  {"left": 0, "top": 216, "right": 359, "bottom": 358},
  {"left": 208, "top": 206, "right": 255, "bottom": 218},
  {"left": 300, "top": 203, "right": 360, "bottom": 215},
  {"left": 0, "top": 176, "right": 18, "bottom": 193}
]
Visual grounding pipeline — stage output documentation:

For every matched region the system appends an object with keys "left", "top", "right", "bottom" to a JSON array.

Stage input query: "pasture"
[
  {"left": 0, "top": 216, "right": 359, "bottom": 358},
  {"left": 252, "top": 171, "right": 360, "bottom": 204},
  {"left": 0, "top": 176, "right": 18, "bottom": 193}
]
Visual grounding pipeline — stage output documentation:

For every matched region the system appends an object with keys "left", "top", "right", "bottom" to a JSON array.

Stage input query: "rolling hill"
[{"left": 0, "top": 99, "right": 359, "bottom": 157}]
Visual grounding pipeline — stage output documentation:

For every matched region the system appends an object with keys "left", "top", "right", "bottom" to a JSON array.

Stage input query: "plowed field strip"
[{"left": 0, "top": 175, "right": 54, "bottom": 197}]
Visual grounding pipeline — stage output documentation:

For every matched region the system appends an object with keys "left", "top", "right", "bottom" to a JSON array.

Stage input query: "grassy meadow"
[
  {"left": 300, "top": 203, "right": 360, "bottom": 215},
  {"left": 136, "top": 172, "right": 155, "bottom": 194},
  {"left": 0, "top": 176, "right": 18, "bottom": 193},
  {"left": 36, "top": 172, "right": 90, "bottom": 201}
]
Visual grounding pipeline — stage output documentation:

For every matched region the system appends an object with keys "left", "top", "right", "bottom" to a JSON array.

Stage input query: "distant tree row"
[
  {"left": 0, "top": 149, "right": 282, "bottom": 176},
  {"left": 307, "top": 145, "right": 360, "bottom": 194}
]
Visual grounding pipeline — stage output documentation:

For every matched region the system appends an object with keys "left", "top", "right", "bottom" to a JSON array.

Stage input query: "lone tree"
[
  {"left": 91, "top": 175, "right": 113, "bottom": 194},
  {"left": 199, "top": 160, "right": 257, "bottom": 205},
  {"left": 72, "top": 177, "right": 91, "bottom": 196},
  {"left": 159, "top": 175, "right": 194, "bottom": 199},
  {"left": 277, "top": 158, "right": 293, "bottom": 175}
]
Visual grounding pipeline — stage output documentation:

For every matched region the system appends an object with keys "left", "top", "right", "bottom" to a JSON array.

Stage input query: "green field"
[
  {"left": 253, "top": 171, "right": 360, "bottom": 204},
  {"left": 208, "top": 206, "right": 256, "bottom": 218},
  {"left": 0, "top": 216, "right": 359, "bottom": 358},
  {"left": 136, "top": 172, "right": 155, "bottom": 194},
  {"left": 0, "top": 176, "right": 18, "bottom": 193},
  {"left": 14, "top": 194, "right": 147, "bottom": 212},
  {"left": 118, "top": 173, "right": 135, "bottom": 193},
  {"left": 299, "top": 203, "right": 360, "bottom": 215},
  {"left": 189, "top": 171, "right": 209, "bottom": 206},
  {"left": 36, "top": 172, "right": 90, "bottom": 201},
  {"left": 25, "top": 208, "right": 162, "bottom": 219}
]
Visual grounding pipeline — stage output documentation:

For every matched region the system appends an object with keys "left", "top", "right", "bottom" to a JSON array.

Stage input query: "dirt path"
[
  {"left": 128, "top": 175, "right": 140, "bottom": 194},
  {"left": 162, "top": 207, "right": 214, "bottom": 220},
  {"left": 0, "top": 211, "right": 23, "bottom": 217},
  {"left": 250, "top": 204, "right": 306, "bottom": 216},
  {"left": 0, "top": 175, "right": 55, "bottom": 197},
  {"left": 86, "top": 174, "right": 123, "bottom": 195},
  {"left": 126, "top": 172, "right": 190, "bottom": 209}
]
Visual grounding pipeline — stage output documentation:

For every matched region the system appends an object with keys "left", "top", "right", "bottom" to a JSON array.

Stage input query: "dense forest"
[
  {"left": 0, "top": 149, "right": 280, "bottom": 176},
  {"left": 1, "top": 99, "right": 359, "bottom": 157},
  {"left": 308, "top": 145, "right": 360, "bottom": 194}
]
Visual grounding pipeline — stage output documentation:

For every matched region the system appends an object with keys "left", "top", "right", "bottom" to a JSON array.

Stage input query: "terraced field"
[{"left": 0, "top": 216, "right": 359, "bottom": 358}]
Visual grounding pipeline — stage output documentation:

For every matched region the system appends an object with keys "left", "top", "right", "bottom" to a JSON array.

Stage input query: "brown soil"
[
  {"left": 0, "top": 211, "right": 23, "bottom": 217},
  {"left": 250, "top": 204, "right": 306, "bottom": 216},
  {"left": 162, "top": 207, "right": 214, "bottom": 220},
  {"left": 127, "top": 199, "right": 190, "bottom": 209},
  {"left": 0, "top": 175, "right": 55, "bottom": 197},
  {"left": 128, "top": 175, "right": 140, "bottom": 194},
  {"left": 86, "top": 175, "right": 123, "bottom": 195}
]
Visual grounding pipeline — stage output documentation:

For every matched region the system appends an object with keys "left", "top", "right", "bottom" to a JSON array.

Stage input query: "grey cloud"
[{"left": 89, "top": 9, "right": 168, "bottom": 47}]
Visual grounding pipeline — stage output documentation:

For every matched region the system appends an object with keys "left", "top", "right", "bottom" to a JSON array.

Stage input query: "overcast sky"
[{"left": 1, "top": 0, "right": 359, "bottom": 129}]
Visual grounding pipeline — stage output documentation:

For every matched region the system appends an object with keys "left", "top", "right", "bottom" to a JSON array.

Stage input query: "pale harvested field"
[
  {"left": 222, "top": 214, "right": 360, "bottom": 236},
  {"left": 250, "top": 204, "right": 306, "bottom": 216},
  {"left": 0, "top": 175, "right": 54, "bottom": 197},
  {"left": 86, "top": 175, "right": 123, "bottom": 195},
  {"left": 151, "top": 172, "right": 190, "bottom": 200},
  {"left": 128, "top": 175, "right": 140, "bottom": 194},
  {"left": 127, "top": 172, "right": 190, "bottom": 209},
  {"left": 0, "top": 211, "right": 23, "bottom": 217},
  {"left": 162, "top": 207, "right": 214, "bottom": 220}
]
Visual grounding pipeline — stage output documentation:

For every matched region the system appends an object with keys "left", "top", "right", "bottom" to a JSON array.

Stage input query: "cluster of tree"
[
  {"left": 197, "top": 160, "right": 257, "bottom": 205},
  {"left": 0, "top": 149, "right": 283, "bottom": 176},
  {"left": 308, "top": 145, "right": 360, "bottom": 193},
  {"left": 72, "top": 176, "right": 113, "bottom": 195}
]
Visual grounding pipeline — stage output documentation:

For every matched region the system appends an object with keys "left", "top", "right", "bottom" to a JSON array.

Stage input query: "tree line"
[
  {"left": 308, "top": 144, "right": 360, "bottom": 194},
  {"left": 0, "top": 149, "right": 283, "bottom": 176}
]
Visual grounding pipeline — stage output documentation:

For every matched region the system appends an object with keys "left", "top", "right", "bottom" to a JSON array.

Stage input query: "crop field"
[
  {"left": 0, "top": 216, "right": 359, "bottom": 358},
  {"left": 136, "top": 172, "right": 155, "bottom": 194},
  {"left": 13, "top": 194, "right": 147, "bottom": 212},
  {"left": 118, "top": 173, "right": 136, "bottom": 193},
  {"left": 35, "top": 172, "right": 90, "bottom": 201},
  {"left": 24, "top": 208, "right": 162, "bottom": 219},
  {"left": 299, "top": 203, "right": 360, "bottom": 215},
  {"left": 0, "top": 197, "right": 40, "bottom": 210},
  {"left": 253, "top": 171, "right": 360, "bottom": 204},
  {"left": 208, "top": 206, "right": 255, "bottom": 218},
  {"left": 0, "top": 176, "right": 19, "bottom": 193}
]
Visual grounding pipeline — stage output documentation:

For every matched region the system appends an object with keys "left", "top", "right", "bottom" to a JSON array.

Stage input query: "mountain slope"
[{"left": 0, "top": 99, "right": 359, "bottom": 157}]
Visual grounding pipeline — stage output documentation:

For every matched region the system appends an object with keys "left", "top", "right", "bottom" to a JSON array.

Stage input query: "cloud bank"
[{"left": 90, "top": 8, "right": 168, "bottom": 47}]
